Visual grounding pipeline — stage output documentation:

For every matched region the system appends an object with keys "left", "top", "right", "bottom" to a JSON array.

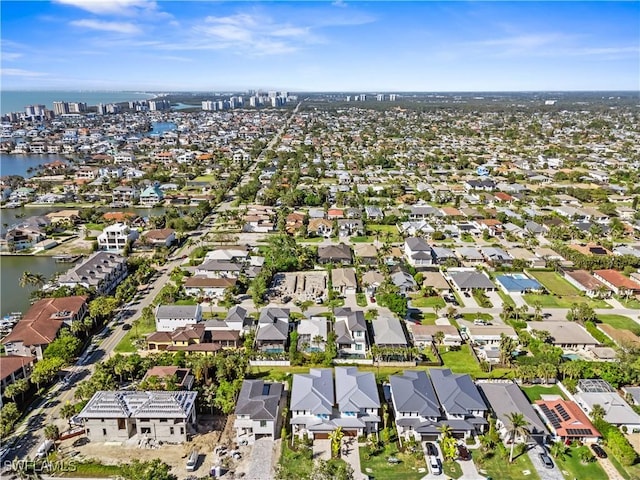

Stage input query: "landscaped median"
[{"left": 359, "top": 435, "right": 426, "bottom": 480}]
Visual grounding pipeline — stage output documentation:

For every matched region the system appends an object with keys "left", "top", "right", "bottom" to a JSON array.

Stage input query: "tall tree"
[{"left": 505, "top": 412, "right": 530, "bottom": 462}]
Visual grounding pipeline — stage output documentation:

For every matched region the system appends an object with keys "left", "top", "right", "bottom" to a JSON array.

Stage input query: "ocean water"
[{"left": 1, "top": 90, "right": 156, "bottom": 115}]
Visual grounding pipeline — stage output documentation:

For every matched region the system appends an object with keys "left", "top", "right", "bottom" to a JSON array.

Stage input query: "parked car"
[
  {"left": 457, "top": 444, "right": 471, "bottom": 461},
  {"left": 425, "top": 442, "right": 438, "bottom": 456},
  {"left": 122, "top": 324, "right": 132, "bottom": 330},
  {"left": 591, "top": 444, "right": 607, "bottom": 459},
  {"left": 539, "top": 451, "right": 554, "bottom": 469},
  {"left": 429, "top": 455, "right": 442, "bottom": 475}
]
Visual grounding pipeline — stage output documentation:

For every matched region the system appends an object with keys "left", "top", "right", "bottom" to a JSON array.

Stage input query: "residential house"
[
  {"left": 331, "top": 268, "right": 358, "bottom": 295},
  {"left": 371, "top": 316, "right": 408, "bottom": 348},
  {"left": 290, "top": 368, "right": 380, "bottom": 440},
  {"left": 455, "top": 247, "right": 484, "bottom": 264},
  {"left": 528, "top": 322, "right": 599, "bottom": 351},
  {"left": 234, "top": 380, "right": 284, "bottom": 444},
  {"left": 477, "top": 381, "right": 549, "bottom": 442},
  {"left": 593, "top": 270, "right": 640, "bottom": 296},
  {"left": 495, "top": 274, "right": 543, "bottom": 294},
  {"left": 361, "top": 270, "right": 385, "bottom": 296},
  {"left": 431, "top": 246, "right": 458, "bottom": 266},
  {"left": 408, "top": 324, "right": 462, "bottom": 348},
  {"left": 224, "top": 306, "right": 252, "bottom": 335},
  {"left": 255, "top": 308, "right": 290, "bottom": 353},
  {"left": 430, "top": 368, "right": 488, "bottom": 439},
  {"left": 308, "top": 218, "right": 333, "bottom": 237},
  {"left": 446, "top": 268, "right": 497, "bottom": 292},
  {"left": 354, "top": 244, "right": 378, "bottom": 265},
  {"left": 334, "top": 308, "right": 368, "bottom": 357},
  {"left": 297, "top": 316, "right": 328, "bottom": 353},
  {"left": 337, "top": 219, "right": 364, "bottom": 237},
  {"left": 481, "top": 247, "right": 512, "bottom": 266},
  {"left": 389, "top": 370, "right": 443, "bottom": 442},
  {"left": 97, "top": 223, "right": 138, "bottom": 252},
  {"left": 194, "top": 260, "right": 242, "bottom": 279},
  {"left": 318, "top": 244, "right": 352, "bottom": 265},
  {"left": 143, "top": 228, "right": 176, "bottom": 248},
  {"left": 79, "top": 390, "right": 198, "bottom": 443},
  {"left": 139, "top": 184, "right": 164, "bottom": 206},
  {"left": 155, "top": 305, "right": 203, "bottom": 333},
  {"left": 421, "top": 272, "right": 452, "bottom": 293},
  {"left": 183, "top": 276, "right": 236, "bottom": 299},
  {"left": 404, "top": 237, "right": 433, "bottom": 267},
  {"left": 111, "top": 186, "right": 139, "bottom": 206},
  {"left": 563, "top": 270, "right": 610, "bottom": 298},
  {"left": 146, "top": 324, "right": 205, "bottom": 351},
  {"left": 459, "top": 321, "right": 519, "bottom": 346},
  {"left": 391, "top": 270, "right": 417, "bottom": 295},
  {"left": 535, "top": 399, "right": 601, "bottom": 443},
  {"left": 285, "top": 212, "right": 305, "bottom": 235},
  {"left": 365, "top": 206, "right": 384, "bottom": 220},
  {"left": 573, "top": 379, "right": 640, "bottom": 432},
  {"left": 1, "top": 296, "right": 88, "bottom": 360},
  {"left": 57, "top": 252, "right": 128, "bottom": 294}
]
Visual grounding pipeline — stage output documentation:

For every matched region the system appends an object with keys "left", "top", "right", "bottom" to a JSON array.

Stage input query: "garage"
[
  {"left": 343, "top": 429, "right": 358, "bottom": 437},
  {"left": 314, "top": 432, "right": 330, "bottom": 440}
]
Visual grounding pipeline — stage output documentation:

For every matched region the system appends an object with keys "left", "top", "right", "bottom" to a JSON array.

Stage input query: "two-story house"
[
  {"left": 255, "top": 308, "right": 291, "bottom": 353},
  {"left": 155, "top": 305, "right": 202, "bottom": 333},
  {"left": 97, "top": 223, "right": 139, "bottom": 252},
  {"left": 334, "top": 308, "right": 368, "bottom": 357},
  {"left": 57, "top": 252, "right": 128, "bottom": 295},
  {"left": 234, "top": 380, "right": 284, "bottom": 445},
  {"left": 404, "top": 237, "right": 433, "bottom": 267}
]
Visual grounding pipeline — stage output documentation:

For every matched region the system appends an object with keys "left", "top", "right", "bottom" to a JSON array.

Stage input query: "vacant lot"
[
  {"left": 527, "top": 271, "right": 580, "bottom": 296},
  {"left": 521, "top": 384, "right": 566, "bottom": 402},
  {"left": 597, "top": 314, "right": 640, "bottom": 336}
]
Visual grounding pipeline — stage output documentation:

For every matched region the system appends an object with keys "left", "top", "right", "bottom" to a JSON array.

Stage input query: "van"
[
  {"left": 36, "top": 440, "right": 54, "bottom": 459},
  {"left": 186, "top": 450, "right": 198, "bottom": 471},
  {"left": 429, "top": 455, "right": 441, "bottom": 475}
]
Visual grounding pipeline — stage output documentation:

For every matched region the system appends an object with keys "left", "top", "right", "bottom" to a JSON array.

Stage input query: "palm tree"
[
  {"left": 328, "top": 426, "right": 344, "bottom": 458},
  {"left": 590, "top": 404, "right": 606, "bottom": 422},
  {"left": 505, "top": 412, "right": 530, "bottom": 462},
  {"left": 434, "top": 330, "right": 445, "bottom": 346},
  {"left": 60, "top": 402, "right": 77, "bottom": 428},
  {"left": 550, "top": 440, "right": 569, "bottom": 460},
  {"left": 19, "top": 272, "right": 46, "bottom": 289},
  {"left": 44, "top": 424, "right": 60, "bottom": 448}
]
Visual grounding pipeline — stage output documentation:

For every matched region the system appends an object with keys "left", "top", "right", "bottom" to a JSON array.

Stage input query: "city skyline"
[{"left": 1, "top": 1, "right": 639, "bottom": 92}]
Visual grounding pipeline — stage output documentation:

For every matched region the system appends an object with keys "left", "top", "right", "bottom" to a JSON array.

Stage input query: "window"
[
  {"left": 259, "top": 420, "right": 267, "bottom": 428},
  {"left": 180, "top": 427, "right": 184, "bottom": 435},
  {"left": 355, "top": 344, "right": 363, "bottom": 351},
  {"left": 102, "top": 429, "right": 107, "bottom": 436},
  {"left": 159, "top": 418, "right": 167, "bottom": 423},
  {"left": 141, "top": 427, "right": 151, "bottom": 434},
  {"left": 169, "top": 427, "right": 174, "bottom": 435},
  {"left": 117, "top": 419, "right": 126, "bottom": 430}
]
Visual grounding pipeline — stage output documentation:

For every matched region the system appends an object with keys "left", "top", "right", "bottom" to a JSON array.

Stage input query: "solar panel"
[
  {"left": 539, "top": 404, "right": 562, "bottom": 429},
  {"left": 555, "top": 404, "right": 571, "bottom": 421},
  {"left": 567, "top": 428, "right": 593, "bottom": 436}
]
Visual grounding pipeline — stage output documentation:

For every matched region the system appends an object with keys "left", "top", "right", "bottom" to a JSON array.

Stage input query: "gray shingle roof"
[
  {"left": 430, "top": 369, "right": 487, "bottom": 415},
  {"left": 290, "top": 368, "right": 334, "bottom": 415},
  {"left": 235, "top": 380, "right": 283, "bottom": 420},
  {"left": 156, "top": 305, "right": 200, "bottom": 320},
  {"left": 335, "top": 367, "right": 380, "bottom": 413},
  {"left": 448, "top": 270, "right": 495, "bottom": 290},
  {"left": 372, "top": 316, "right": 407, "bottom": 346},
  {"left": 390, "top": 370, "right": 441, "bottom": 417}
]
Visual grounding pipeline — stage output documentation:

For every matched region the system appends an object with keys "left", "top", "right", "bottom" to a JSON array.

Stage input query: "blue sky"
[{"left": 1, "top": 1, "right": 638, "bottom": 91}]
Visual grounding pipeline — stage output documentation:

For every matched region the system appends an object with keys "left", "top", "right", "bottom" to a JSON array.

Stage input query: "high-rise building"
[
  {"left": 377, "top": 94, "right": 385, "bottom": 101},
  {"left": 68, "top": 102, "right": 87, "bottom": 113},
  {"left": 202, "top": 100, "right": 214, "bottom": 111},
  {"left": 389, "top": 94, "right": 398, "bottom": 101},
  {"left": 53, "top": 101, "right": 69, "bottom": 115}
]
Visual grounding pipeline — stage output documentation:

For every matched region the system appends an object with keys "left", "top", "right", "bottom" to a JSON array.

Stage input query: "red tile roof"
[
  {"left": 0, "top": 355, "right": 35, "bottom": 381},
  {"left": 535, "top": 400, "right": 601, "bottom": 439}
]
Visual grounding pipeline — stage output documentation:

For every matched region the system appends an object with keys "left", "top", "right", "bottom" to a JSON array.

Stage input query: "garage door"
[
  {"left": 344, "top": 429, "right": 358, "bottom": 437},
  {"left": 314, "top": 433, "right": 329, "bottom": 440}
]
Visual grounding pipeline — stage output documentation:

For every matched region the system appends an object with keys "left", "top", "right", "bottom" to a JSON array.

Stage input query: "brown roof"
[
  {"left": 564, "top": 270, "right": 608, "bottom": 291},
  {"left": 146, "top": 331, "right": 173, "bottom": 344},
  {"left": 409, "top": 324, "right": 460, "bottom": 340},
  {"left": 2, "top": 296, "right": 87, "bottom": 347},
  {"left": 535, "top": 400, "right": 600, "bottom": 438},
  {"left": 167, "top": 343, "right": 222, "bottom": 352},
  {"left": 440, "top": 207, "right": 464, "bottom": 217},
  {"left": 594, "top": 270, "right": 640, "bottom": 291},
  {"left": 211, "top": 330, "right": 241, "bottom": 342},
  {"left": 0, "top": 355, "right": 35, "bottom": 381},
  {"left": 144, "top": 228, "right": 175, "bottom": 240},
  {"left": 571, "top": 244, "right": 612, "bottom": 256}
]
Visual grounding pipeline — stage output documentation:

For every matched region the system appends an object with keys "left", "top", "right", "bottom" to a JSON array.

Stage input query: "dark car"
[
  {"left": 122, "top": 324, "right": 132, "bottom": 331},
  {"left": 425, "top": 442, "right": 438, "bottom": 456},
  {"left": 591, "top": 444, "right": 607, "bottom": 459},
  {"left": 539, "top": 452, "right": 554, "bottom": 469},
  {"left": 457, "top": 444, "right": 471, "bottom": 461}
]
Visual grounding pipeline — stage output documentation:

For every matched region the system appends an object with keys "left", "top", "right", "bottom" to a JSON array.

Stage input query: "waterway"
[
  {"left": 149, "top": 122, "right": 177, "bottom": 136},
  {"left": 0, "top": 153, "right": 70, "bottom": 178},
  {"left": 0, "top": 256, "right": 70, "bottom": 316}
]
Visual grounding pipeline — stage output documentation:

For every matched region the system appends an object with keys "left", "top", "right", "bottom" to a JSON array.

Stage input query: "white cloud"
[
  {"left": 54, "top": 0, "right": 152, "bottom": 15},
  {"left": 2, "top": 52, "right": 23, "bottom": 61},
  {"left": 70, "top": 19, "right": 141, "bottom": 34},
  {"left": 1, "top": 68, "right": 48, "bottom": 77}
]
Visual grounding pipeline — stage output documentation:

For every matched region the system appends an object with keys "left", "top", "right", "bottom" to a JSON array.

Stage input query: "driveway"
[
  {"left": 312, "top": 439, "right": 331, "bottom": 461},
  {"left": 527, "top": 444, "right": 563, "bottom": 480},
  {"left": 244, "top": 437, "right": 277, "bottom": 480},
  {"left": 486, "top": 291, "right": 504, "bottom": 309},
  {"left": 341, "top": 438, "right": 367, "bottom": 480},
  {"left": 459, "top": 456, "right": 481, "bottom": 479}
]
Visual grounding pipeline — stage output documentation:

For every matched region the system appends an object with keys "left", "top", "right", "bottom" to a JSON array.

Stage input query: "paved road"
[{"left": 5, "top": 103, "right": 303, "bottom": 465}]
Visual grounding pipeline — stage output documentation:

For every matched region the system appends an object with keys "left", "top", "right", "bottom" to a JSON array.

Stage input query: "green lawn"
[
  {"left": 351, "top": 236, "right": 374, "bottom": 243},
  {"left": 604, "top": 445, "right": 640, "bottom": 480},
  {"left": 360, "top": 441, "right": 427, "bottom": 480},
  {"left": 527, "top": 271, "right": 581, "bottom": 296},
  {"left": 442, "top": 460, "right": 463, "bottom": 479},
  {"left": 278, "top": 438, "right": 314, "bottom": 479},
  {"left": 62, "top": 461, "right": 124, "bottom": 478},
  {"left": 597, "top": 314, "right": 640, "bottom": 335},
  {"left": 356, "top": 293, "right": 368, "bottom": 307},
  {"left": 420, "top": 313, "right": 438, "bottom": 325},
  {"left": 297, "top": 237, "right": 324, "bottom": 243},
  {"left": 114, "top": 320, "right": 156, "bottom": 353},
  {"left": 523, "top": 293, "right": 610, "bottom": 309},
  {"left": 462, "top": 313, "right": 493, "bottom": 321},
  {"left": 617, "top": 297, "right": 640, "bottom": 309},
  {"left": 438, "top": 345, "right": 512, "bottom": 379},
  {"left": 410, "top": 296, "right": 446, "bottom": 308},
  {"left": 521, "top": 385, "right": 566, "bottom": 402},
  {"left": 366, "top": 224, "right": 403, "bottom": 242},
  {"left": 475, "top": 450, "right": 540, "bottom": 480},
  {"left": 497, "top": 289, "right": 517, "bottom": 307},
  {"left": 555, "top": 446, "right": 609, "bottom": 480}
]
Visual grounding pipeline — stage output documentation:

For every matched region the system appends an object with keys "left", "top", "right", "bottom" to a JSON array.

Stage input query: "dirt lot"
[{"left": 61, "top": 415, "right": 252, "bottom": 480}]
